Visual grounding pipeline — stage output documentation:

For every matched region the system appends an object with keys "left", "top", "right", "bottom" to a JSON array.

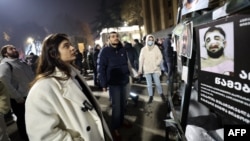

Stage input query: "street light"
[
  {"left": 124, "top": 21, "right": 128, "bottom": 26},
  {"left": 27, "top": 37, "right": 34, "bottom": 44},
  {"left": 26, "top": 37, "right": 35, "bottom": 55}
]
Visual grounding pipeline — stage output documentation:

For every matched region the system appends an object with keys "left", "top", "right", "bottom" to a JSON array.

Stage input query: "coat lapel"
[{"left": 52, "top": 67, "right": 113, "bottom": 141}]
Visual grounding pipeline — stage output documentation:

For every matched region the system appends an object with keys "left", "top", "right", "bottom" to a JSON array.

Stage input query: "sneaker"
[{"left": 147, "top": 96, "right": 153, "bottom": 104}]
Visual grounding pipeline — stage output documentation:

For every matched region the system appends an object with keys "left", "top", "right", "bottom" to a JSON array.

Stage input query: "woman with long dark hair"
[{"left": 25, "top": 33, "right": 112, "bottom": 141}]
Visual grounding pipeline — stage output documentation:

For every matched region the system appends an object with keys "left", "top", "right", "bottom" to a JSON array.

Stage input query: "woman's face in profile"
[{"left": 58, "top": 40, "right": 77, "bottom": 63}]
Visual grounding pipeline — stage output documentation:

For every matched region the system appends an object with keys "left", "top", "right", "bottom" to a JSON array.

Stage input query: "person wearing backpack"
[{"left": 0, "top": 44, "right": 35, "bottom": 141}]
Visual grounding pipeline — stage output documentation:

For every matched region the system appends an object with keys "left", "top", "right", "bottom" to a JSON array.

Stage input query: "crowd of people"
[{"left": 0, "top": 31, "right": 175, "bottom": 141}]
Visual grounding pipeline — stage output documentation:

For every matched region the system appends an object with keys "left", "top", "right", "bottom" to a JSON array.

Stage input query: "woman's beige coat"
[
  {"left": 25, "top": 67, "right": 112, "bottom": 141},
  {"left": 138, "top": 34, "right": 163, "bottom": 75}
]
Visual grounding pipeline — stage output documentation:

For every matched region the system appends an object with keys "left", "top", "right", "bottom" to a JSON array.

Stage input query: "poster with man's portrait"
[
  {"left": 181, "top": 0, "right": 209, "bottom": 16},
  {"left": 196, "top": 14, "right": 250, "bottom": 124},
  {"left": 199, "top": 22, "right": 234, "bottom": 76},
  {"left": 180, "top": 22, "right": 193, "bottom": 59},
  {"left": 173, "top": 34, "right": 183, "bottom": 74},
  {"left": 172, "top": 21, "right": 193, "bottom": 77}
]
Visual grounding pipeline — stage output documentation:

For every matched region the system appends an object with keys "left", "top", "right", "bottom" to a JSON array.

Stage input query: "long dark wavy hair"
[{"left": 30, "top": 33, "right": 73, "bottom": 87}]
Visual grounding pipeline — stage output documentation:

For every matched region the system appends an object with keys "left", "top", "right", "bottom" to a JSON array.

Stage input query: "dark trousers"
[
  {"left": 109, "top": 83, "right": 129, "bottom": 130},
  {"left": 167, "top": 62, "right": 173, "bottom": 81},
  {"left": 10, "top": 99, "right": 29, "bottom": 141},
  {"left": 93, "top": 67, "right": 99, "bottom": 86}
]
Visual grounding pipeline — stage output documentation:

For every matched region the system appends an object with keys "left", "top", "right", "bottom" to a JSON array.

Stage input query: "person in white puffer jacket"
[{"left": 138, "top": 34, "right": 166, "bottom": 104}]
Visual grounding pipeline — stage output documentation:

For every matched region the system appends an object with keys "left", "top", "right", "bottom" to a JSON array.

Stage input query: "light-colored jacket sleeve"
[{"left": 138, "top": 47, "right": 145, "bottom": 73}]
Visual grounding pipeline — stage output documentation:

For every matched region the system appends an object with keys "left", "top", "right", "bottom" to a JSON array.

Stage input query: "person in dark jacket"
[
  {"left": 133, "top": 39, "right": 144, "bottom": 83},
  {"left": 162, "top": 34, "right": 174, "bottom": 83},
  {"left": 97, "top": 31, "right": 131, "bottom": 141},
  {"left": 132, "top": 39, "right": 143, "bottom": 68},
  {"left": 74, "top": 49, "right": 83, "bottom": 74},
  {"left": 93, "top": 44, "right": 101, "bottom": 87},
  {"left": 123, "top": 41, "right": 138, "bottom": 69},
  {"left": 124, "top": 41, "right": 139, "bottom": 83},
  {"left": 25, "top": 52, "right": 38, "bottom": 73}
]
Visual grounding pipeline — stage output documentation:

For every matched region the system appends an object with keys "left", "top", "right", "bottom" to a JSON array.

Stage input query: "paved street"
[{"left": 7, "top": 74, "right": 170, "bottom": 141}]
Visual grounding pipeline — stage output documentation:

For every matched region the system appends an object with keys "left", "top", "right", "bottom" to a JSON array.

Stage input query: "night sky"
[{"left": 0, "top": 0, "right": 121, "bottom": 26}]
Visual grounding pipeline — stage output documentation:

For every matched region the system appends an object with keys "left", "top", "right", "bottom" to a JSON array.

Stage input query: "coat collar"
[
  {"left": 48, "top": 66, "right": 113, "bottom": 140},
  {"left": 51, "top": 66, "right": 85, "bottom": 106},
  {"left": 1, "top": 57, "right": 20, "bottom": 64}
]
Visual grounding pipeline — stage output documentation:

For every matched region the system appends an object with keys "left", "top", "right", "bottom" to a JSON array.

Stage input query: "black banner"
[{"left": 196, "top": 14, "right": 250, "bottom": 124}]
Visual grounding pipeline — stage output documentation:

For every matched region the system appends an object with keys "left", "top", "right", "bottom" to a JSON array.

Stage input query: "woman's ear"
[{"left": 49, "top": 47, "right": 59, "bottom": 59}]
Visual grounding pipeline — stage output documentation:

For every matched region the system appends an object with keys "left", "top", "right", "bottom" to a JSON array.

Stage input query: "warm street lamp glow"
[
  {"left": 27, "top": 37, "right": 34, "bottom": 44},
  {"left": 124, "top": 21, "right": 128, "bottom": 26}
]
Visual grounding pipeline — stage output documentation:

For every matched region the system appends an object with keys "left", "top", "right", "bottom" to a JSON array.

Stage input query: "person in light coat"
[
  {"left": 25, "top": 33, "right": 113, "bottom": 141},
  {"left": 138, "top": 34, "right": 166, "bottom": 104}
]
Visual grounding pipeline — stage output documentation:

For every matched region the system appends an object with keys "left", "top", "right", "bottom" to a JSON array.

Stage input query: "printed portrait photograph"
[
  {"left": 199, "top": 22, "right": 234, "bottom": 76},
  {"left": 181, "top": 0, "right": 209, "bottom": 16},
  {"left": 180, "top": 22, "right": 193, "bottom": 59}
]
